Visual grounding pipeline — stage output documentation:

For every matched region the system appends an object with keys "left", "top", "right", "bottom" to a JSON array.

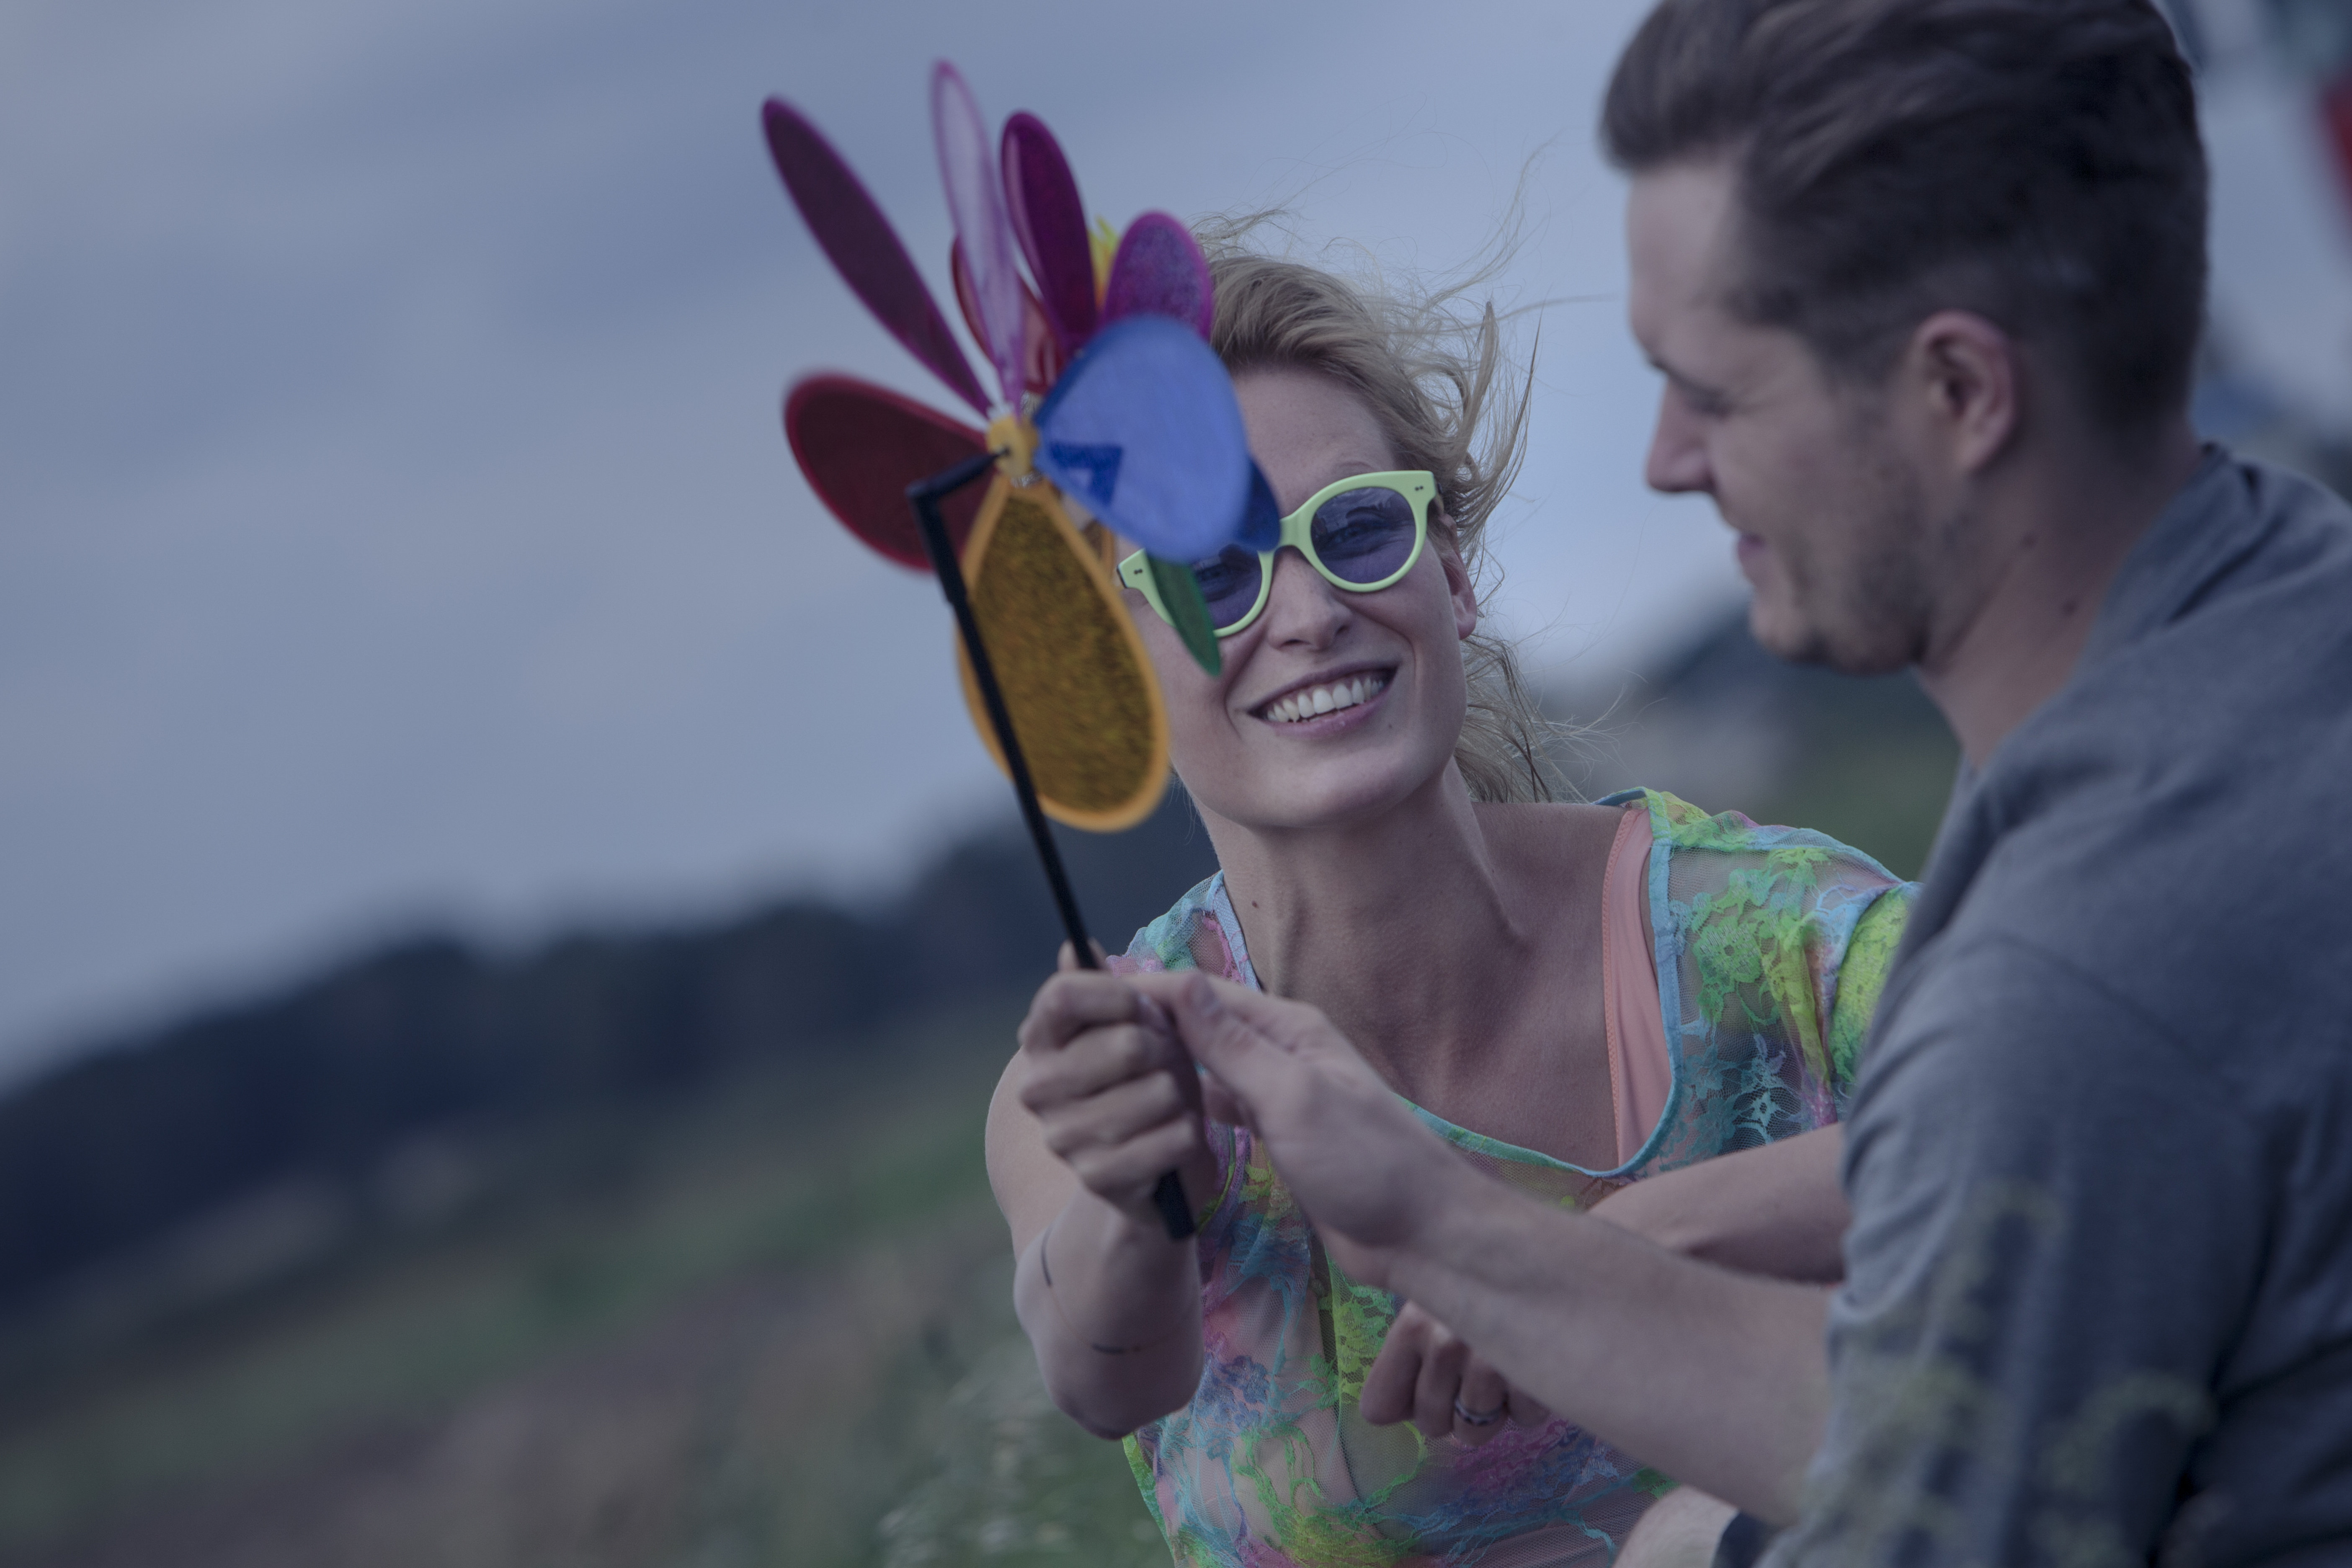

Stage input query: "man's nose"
[{"left": 1644, "top": 387, "right": 1711, "bottom": 495}]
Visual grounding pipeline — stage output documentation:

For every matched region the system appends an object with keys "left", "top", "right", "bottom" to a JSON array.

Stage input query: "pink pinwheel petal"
[
  {"left": 931, "top": 63, "right": 1026, "bottom": 408},
  {"left": 1101, "top": 212, "right": 1215, "bottom": 340},
  {"left": 1001, "top": 112, "right": 1099, "bottom": 354},
  {"left": 953, "top": 239, "right": 1062, "bottom": 395},
  {"left": 785, "top": 375, "right": 990, "bottom": 570},
  {"left": 763, "top": 100, "right": 989, "bottom": 417}
]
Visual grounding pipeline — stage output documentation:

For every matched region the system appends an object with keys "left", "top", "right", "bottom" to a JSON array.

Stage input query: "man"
[{"left": 1089, "top": 0, "right": 2352, "bottom": 1560}]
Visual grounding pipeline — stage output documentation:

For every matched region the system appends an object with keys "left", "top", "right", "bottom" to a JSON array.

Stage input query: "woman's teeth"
[{"left": 1263, "top": 673, "right": 1387, "bottom": 725}]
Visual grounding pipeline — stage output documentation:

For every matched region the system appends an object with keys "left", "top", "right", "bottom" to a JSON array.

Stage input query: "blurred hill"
[
  {"left": 0, "top": 796, "right": 1220, "bottom": 1357},
  {"left": 0, "top": 606, "right": 1963, "bottom": 1567}
]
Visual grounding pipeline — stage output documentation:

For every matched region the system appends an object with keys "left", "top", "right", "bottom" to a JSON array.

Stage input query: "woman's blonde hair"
[{"left": 1195, "top": 222, "right": 1564, "bottom": 803}]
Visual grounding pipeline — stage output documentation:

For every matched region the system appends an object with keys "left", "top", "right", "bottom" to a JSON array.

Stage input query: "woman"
[{"left": 988, "top": 242, "right": 1906, "bottom": 1566}]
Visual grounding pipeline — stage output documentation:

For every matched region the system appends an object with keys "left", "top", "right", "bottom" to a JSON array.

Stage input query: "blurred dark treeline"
[{"left": 0, "top": 794, "right": 1220, "bottom": 1327}]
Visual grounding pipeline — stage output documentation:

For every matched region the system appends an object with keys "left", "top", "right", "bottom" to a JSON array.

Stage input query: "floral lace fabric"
[{"left": 1105, "top": 790, "right": 1914, "bottom": 1568}]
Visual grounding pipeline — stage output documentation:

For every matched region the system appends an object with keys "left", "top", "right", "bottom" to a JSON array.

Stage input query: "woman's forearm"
[{"left": 1014, "top": 1186, "right": 1205, "bottom": 1436}]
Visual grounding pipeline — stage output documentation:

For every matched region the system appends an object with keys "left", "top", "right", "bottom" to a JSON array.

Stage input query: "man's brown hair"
[{"left": 1603, "top": 0, "right": 2207, "bottom": 433}]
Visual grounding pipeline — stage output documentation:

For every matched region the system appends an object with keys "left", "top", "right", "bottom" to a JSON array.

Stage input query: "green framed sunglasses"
[{"left": 1117, "top": 470, "right": 1437, "bottom": 640}]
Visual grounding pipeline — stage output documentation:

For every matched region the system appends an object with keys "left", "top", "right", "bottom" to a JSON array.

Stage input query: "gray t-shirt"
[{"left": 1774, "top": 450, "right": 2352, "bottom": 1566}]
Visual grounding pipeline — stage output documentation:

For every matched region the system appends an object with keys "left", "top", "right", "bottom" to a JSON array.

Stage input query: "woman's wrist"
[
  {"left": 1034, "top": 1190, "right": 1198, "bottom": 1341},
  {"left": 1039, "top": 1214, "right": 1191, "bottom": 1355}
]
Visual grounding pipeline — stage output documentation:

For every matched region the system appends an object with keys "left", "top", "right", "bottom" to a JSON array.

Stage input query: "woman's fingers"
[
  {"left": 1410, "top": 1331, "right": 1469, "bottom": 1439},
  {"left": 1357, "top": 1308, "right": 1427, "bottom": 1426},
  {"left": 1361, "top": 1302, "right": 1541, "bottom": 1446},
  {"left": 1014, "top": 971, "right": 1208, "bottom": 1224},
  {"left": 1507, "top": 1382, "right": 1552, "bottom": 1429},
  {"left": 1037, "top": 1068, "right": 1189, "bottom": 1156},
  {"left": 1062, "top": 1114, "right": 1201, "bottom": 1208},
  {"left": 1020, "top": 1021, "right": 1168, "bottom": 1112},
  {"left": 1019, "top": 972, "right": 1143, "bottom": 1057},
  {"left": 1452, "top": 1359, "right": 1511, "bottom": 1446}
]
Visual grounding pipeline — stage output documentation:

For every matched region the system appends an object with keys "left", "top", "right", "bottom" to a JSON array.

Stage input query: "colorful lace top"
[{"left": 1105, "top": 789, "right": 1913, "bottom": 1568}]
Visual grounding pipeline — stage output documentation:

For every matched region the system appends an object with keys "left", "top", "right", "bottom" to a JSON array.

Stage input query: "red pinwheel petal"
[
  {"left": 1002, "top": 112, "right": 1099, "bottom": 355},
  {"left": 762, "top": 99, "right": 991, "bottom": 418},
  {"left": 1101, "top": 213, "right": 1215, "bottom": 340},
  {"left": 784, "top": 375, "right": 990, "bottom": 570}
]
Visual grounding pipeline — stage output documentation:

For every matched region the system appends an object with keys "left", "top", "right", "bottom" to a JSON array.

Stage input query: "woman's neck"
[{"left": 1202, "top": 767, "right": 1543, "bottom": 1087}]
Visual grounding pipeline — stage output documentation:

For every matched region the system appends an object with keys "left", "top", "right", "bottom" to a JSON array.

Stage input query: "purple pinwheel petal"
[
  {"left": 785, "top": 374, "right": 990, "bottom": 570},
  {"left": 1001, "top": 112, "right": 1099, "bottom": 355},
  {"left": 763, "top": 100, "right": 989, "bottom": 418},
  {"left": 1101, "top": 213, "right": 1215, "bottom": 340},
  {"left": 931, "top": 62, "right": 1026, "bottom": 409},
  {"left": 1033, "top": 314, "right": 1252, "bottom": 561}
]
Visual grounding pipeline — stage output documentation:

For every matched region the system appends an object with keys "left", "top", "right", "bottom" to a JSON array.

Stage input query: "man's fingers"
[{"left": 1129, "top": 974, "right": 1292, "bottom": 1091}]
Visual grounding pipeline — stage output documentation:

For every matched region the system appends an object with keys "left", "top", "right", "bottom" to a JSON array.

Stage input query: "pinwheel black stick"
[{"left": 907, "top": 454, "right": 1195, "bottom": 1243}]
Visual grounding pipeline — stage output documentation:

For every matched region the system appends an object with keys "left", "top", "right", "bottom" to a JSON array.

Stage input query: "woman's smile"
[{"left": 1248, "top": 665, "right": 1395, "bottom": 730}]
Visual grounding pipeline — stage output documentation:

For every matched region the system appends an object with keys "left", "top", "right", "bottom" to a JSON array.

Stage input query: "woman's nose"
[{"left": 1257, "top": 548, "right": 1349, "bottom": 647}]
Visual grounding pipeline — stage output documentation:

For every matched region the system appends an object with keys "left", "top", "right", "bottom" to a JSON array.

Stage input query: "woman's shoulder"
[
  {"left": 1609, "top": 786, "right": 1917, "bottom": 1094},
  {"left": 1602, "top": 786, "right": 1910, "bottom": 898},
  {"left": 1110, "top": 872, "right": 1254, "bottom": 983}
]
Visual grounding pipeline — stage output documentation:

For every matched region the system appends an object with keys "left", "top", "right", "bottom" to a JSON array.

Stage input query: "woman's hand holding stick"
[{"left": 988, "top": 959, "right": 1222, "bottom": 1436}]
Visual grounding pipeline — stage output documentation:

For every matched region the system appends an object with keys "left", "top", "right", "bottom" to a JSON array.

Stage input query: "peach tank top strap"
[{"left": 1602, "top": 802, "right": 1671, "bottom": 1167}]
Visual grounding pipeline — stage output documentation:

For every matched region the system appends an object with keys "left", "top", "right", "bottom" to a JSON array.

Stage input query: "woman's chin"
[{"left": 1203, "top": 750, "right": 1454, "bottom": 837}]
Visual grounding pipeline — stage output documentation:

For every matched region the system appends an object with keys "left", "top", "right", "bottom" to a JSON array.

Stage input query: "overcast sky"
[{"left": 3, "top": 0, "right": 2349, "bottom": 1084}]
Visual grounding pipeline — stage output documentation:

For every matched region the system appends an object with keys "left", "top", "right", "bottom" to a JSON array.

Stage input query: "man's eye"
[{"left": 1678, "top": 383, "right": 1730, "bottom": 418}]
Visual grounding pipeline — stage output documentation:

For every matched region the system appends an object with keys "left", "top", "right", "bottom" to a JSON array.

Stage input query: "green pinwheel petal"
[{"left": 1147, "top": 554, "right": 1221, "bottom": 676}]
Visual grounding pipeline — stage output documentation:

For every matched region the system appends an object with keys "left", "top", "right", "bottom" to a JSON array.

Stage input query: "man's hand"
[{"left": 1133, "top": 969, "right": 1833, "bottom": 1523}]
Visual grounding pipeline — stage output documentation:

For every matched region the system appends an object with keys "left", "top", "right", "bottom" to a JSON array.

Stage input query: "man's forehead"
[{"left": 1625, "top": 160, "right": 1742, "bottom": 340}]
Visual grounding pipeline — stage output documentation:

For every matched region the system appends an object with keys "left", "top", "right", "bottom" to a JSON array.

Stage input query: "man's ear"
[
  {"left": 1433, "top": 520, "right": 1478, "bottom": 640},
  {"left": 1901, "top": 310, "right": 2020, "bottom": 475}
]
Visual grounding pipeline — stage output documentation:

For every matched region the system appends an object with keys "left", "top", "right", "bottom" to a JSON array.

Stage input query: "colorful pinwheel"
[
  {"left": 765, "top": 67, "right": 1264, "bottom": 1240},
  {"left": 766, "top": 66, "right": 1273, "bottom": 835}
]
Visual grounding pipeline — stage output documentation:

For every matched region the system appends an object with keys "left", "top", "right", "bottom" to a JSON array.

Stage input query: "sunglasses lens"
[
  {"left": 1310, "top": 487, "right": 1420, "bottom": 585},
  {"left": 1190, "top": 546, "right": 1266, "bottom": 631}
]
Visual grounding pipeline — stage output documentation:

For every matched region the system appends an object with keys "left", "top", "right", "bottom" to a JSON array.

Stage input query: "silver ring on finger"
[{"left": 1452, "top": 1396, "right": 1506, "bottom": 1428}]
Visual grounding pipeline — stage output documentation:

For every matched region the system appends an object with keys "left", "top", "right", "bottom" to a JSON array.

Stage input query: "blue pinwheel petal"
[
  {"left": 1238, "top": 459, "right": 1281, "bottom": 552},
  {"left": 1032, "top": 315, "right": 1251, "bottom": 561}
]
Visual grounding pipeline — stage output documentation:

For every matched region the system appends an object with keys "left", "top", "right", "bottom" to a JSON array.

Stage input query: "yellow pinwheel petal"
[{"left": 956, "top": 477, "right": 1170, "bottom": 831}]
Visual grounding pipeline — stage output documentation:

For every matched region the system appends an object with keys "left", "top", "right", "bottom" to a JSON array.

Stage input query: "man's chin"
[{"left": 1747, "top": 596, "right": 1913, "bottom": 677}]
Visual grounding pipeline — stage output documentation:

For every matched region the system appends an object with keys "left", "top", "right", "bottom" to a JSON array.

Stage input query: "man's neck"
[{"left": 1916, "top": 417, "right": 2205, "bottom": 766}]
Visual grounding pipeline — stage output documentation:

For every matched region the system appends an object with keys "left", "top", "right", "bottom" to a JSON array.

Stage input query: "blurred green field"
[{"left": 0, "top": 1000, "right": 1163, "bottom": 1568}]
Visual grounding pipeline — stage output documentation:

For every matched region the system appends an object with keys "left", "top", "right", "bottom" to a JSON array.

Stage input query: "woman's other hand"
[{"left": 1358, "top": 1301, "right": 1551, "bottom": 1446}]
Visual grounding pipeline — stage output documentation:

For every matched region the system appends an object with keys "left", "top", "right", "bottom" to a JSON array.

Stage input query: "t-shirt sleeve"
[
  {"left": 1824, "top": 879, "right": 1911, "bottom": 1093},
  {"left": 1773, "top": 936, "right": 2264, "bottom": 1567}
]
